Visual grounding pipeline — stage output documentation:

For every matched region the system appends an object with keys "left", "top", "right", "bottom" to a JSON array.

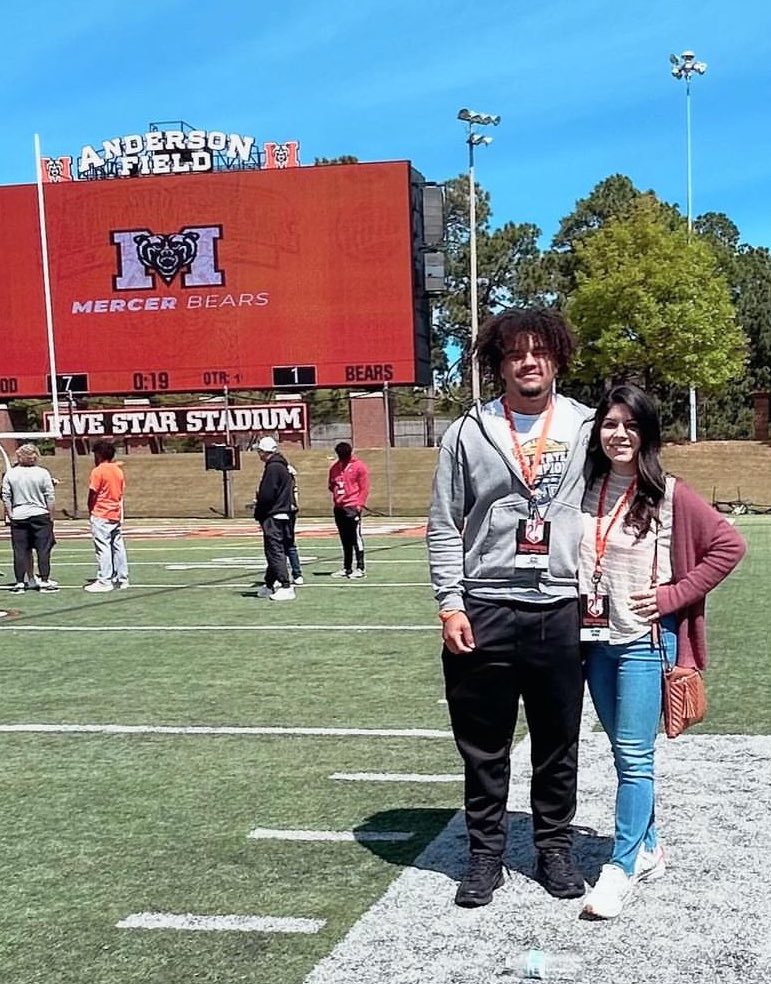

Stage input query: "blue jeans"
[{"left": 585, "top": 617, "right": 676, "bottom": 875}]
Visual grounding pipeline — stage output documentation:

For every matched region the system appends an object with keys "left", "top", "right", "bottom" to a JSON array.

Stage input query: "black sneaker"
[
  {"left": 535, "top": 848, "right": 585, "bottom": 899},
  {"left": 454, "top": 853, "right": 505, "bottom": 908}
]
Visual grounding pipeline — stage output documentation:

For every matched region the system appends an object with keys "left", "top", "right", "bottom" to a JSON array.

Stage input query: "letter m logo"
[{"left": 111, "top": 225, "right": 224, "bottom": 290}]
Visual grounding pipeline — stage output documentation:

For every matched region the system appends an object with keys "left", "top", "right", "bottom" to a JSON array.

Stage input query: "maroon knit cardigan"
[{"left": 655, "top": 480, "right": 746, "bottom": 670}]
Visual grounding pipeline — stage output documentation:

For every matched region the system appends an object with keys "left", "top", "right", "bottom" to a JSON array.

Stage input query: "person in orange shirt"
[{"left": 84, "top": 441, "right": 129, "bottom": 593}]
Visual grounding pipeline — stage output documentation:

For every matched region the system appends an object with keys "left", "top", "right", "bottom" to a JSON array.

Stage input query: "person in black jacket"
[{"left": 253, "top": 436, "right": 296, "bottom": 602}]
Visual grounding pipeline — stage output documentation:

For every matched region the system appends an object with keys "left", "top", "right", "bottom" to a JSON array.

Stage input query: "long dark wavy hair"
[{"left": 587, "top": 384, "right": 666, "bottom": 538}]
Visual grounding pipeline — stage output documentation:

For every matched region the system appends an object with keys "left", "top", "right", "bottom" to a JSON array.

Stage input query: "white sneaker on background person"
[
  {"left": 581, "top": 863, "right": 635, "bottom": 920},
  {"left": 38, "top": 579, "right": 59, "bottom": 592},
  {"left": 84, "top": 581, "right": 114, "bottom": 593},
  {"left": 349, "top": 569, "right": 366, "bottom": 579},
  {"left": 10, "top": 582, "right": 25, "bottom": 593},
  {"left": 269, "top": 586, "right": 296, "bottom": 601},
  {"left": 114, "top": 579, "right": 130, "bottom": 590},
  {"left": 330, "top": 569, "right": 350, "bottom": 578},
  {"left": 633, "top": 844, "right": 666, "bottom": 884},
  {"left": 292, "top": 576, "right": 304, "bottom": 586},
  {"left": 256, "top": 585, "right": 274, "bottom": 598}
]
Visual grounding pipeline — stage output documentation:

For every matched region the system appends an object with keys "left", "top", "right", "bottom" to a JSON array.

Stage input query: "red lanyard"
[
  {"left": 501, "top": 396, "right": 555, "bottom": 494},
  {"left": 593, "top": 473, "right": 636, "bottom": 581}
]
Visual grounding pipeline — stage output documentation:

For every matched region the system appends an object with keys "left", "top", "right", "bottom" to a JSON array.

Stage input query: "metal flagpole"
[{"left": 34, "top": 134, "right": 61, "bottom": 438}]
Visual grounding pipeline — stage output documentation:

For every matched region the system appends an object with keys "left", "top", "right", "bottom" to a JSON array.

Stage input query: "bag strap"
[{"left": 649, "top": 512, "right": 668, "bottom": 668}]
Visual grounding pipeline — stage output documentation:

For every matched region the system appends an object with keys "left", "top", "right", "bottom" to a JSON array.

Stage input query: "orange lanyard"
[
  {"left": 501, "top": 396, "right": 555, "bottom": 495},
  {"left": 593, "top": 473, "right": 636, "bottom": 582}
]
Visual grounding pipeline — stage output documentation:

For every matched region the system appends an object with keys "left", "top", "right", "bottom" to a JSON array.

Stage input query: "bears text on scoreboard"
[{"left": 0, "top": 161, "right": 435, "bottom": 397}]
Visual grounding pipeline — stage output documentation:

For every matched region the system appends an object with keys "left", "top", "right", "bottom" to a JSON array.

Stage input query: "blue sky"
[{"left": 3, "top": 0, "right": 770, "bottom": 248}]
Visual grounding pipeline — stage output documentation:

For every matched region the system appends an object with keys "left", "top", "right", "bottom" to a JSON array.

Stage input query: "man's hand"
[
  {"left": 442, "top": 612, "right": 476, "bottom": 654},
  {"left": 629, "top": 589, "right": 660, "bottom": 622}
]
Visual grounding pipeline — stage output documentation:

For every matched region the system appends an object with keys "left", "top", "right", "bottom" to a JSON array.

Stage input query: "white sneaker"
[
  {"left": 37, "top": 579, "right": 60, "bottom": 592},
  {"left": 84, "top": 581, "right": 114, "bottom": 593},
  {"left": 292, "top": 576, "right": 304, "bottom": 586},
  {"left": 10, "top": 582, "right": 25, "bottom": 593},
  {"left": 633, "top": 844, "right": 666, "bottom": 884},
  {"left": 114, "top": 579, "right": 130, "bottom": 590},
  {"left": 349, "top": 569, "right": 366, "bottom": 579},
  {"left": 330, "top": 569, "right": 350, "bottom": 578},
  {"left": 269, "top": 585, "right": 296, "bottom": 602},
  {"left": 581, "top": 864, "right": 634, "bottom": 920},
  {"left": 256, "top": 585, "right": 274, "bottom": 598}
]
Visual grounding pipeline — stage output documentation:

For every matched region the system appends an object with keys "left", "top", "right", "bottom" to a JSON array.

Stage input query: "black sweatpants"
[
  {"left": 442, "top": 596, "right": 583, "bottom": 857},
  {"left": 10, "top": 514, "right": 55, "bottom": 581},
  {"left": 333, "top": 506, "right": 364, "bottom": 573},
  {"left": 261, "top": 516, "right": 293, "bottom": 589}
]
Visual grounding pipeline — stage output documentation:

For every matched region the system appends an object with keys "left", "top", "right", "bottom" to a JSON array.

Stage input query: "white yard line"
[
  {"left": 3, "top": 624, "right": 439, "bottom": 632},
  {"left": 117, "top": 912, "right": 325, "bottom": 934},
  {"left": 248, "top": 828, "right": 414, "bottom": 842},
  {"left": 0, "top": 723, "right": 452, "bottom": 738},
  {"left": 3, "top": 582, "right": 431, "bottom": 589},
  {"left": 330, "top": 772, "right": 462, "bottom": 783}
]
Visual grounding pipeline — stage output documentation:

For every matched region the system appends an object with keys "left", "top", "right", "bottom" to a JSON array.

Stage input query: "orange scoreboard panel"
[{"left": 0, "top": 162, "right": 431, "bottom": 397}]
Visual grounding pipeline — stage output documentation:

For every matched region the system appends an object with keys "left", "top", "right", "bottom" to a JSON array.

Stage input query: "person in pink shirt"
[
  {"left": 578, "top": 383, "right": 745, "bottom": 920},
  {"left": 327, "top": 442, "right": 370, "bottom": 579}
]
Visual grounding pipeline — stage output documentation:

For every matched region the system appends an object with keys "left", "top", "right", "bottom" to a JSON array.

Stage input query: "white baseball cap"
[{"left": 257, "top": 436, "right": 278, "bottom": 453}]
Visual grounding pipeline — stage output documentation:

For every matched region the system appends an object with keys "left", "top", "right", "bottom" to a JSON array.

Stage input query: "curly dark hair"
[
  {"left": 473, "top": 307, "right": 577, "bottom": 380},
  {"left": 586, "top": 384, "right": 666, "bottom": 539}
]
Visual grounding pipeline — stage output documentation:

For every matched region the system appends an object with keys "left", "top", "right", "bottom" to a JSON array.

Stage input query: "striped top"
[{"left": 579, "top": 472, "right": 673, "bottom": 644}]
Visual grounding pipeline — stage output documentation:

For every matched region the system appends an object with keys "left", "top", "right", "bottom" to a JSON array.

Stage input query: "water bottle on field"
[{"left": 503, "top": 948, "right": 582, "bottom": 981}]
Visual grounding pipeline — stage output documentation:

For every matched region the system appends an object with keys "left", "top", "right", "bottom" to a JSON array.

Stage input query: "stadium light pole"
[
  {"left": 670, "top": 50, "right": 707, "bottom": 443},
  {"left": 457, "top": 108, "right": 500, "bottom": 403}
]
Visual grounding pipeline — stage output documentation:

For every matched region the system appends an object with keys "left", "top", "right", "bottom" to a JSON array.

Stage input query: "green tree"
[
  {"left": 548, "top": 174, "right": 689, "bottom": 303},
  {"left": 433, "top": 174, "right": 547, "bottom": 392},
  {"left": 552, "top": 173, "right": 642, "bottom": 250},
  {"left": 567, "top": 196, "right": 746, "bottom": 392},
  {"left": 313, "top": 155, "right": 360, "bottom": 166}
]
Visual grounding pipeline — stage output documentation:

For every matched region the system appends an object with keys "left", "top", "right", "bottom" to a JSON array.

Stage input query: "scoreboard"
[{"left": 0, "top": 162, "right": 434, "bottom": 397}]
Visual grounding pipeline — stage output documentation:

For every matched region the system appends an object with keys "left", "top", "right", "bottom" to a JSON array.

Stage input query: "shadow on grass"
[{"left": 354, "top": 808, "right": 612, "bottom": 886}]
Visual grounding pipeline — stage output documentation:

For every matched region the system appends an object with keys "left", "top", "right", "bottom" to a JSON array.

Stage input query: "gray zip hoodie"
[{"left": 426, "top": 395, "right": 594, "bottom": 611}]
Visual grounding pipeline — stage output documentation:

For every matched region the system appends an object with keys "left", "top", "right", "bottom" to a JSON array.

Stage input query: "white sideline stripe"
[
  {"left": 3, "top": 582, "right": 431, "bottom": 590},
  {"left": 247, "top": 827, "right": 414, "bottom": 842},
  {"left": 116, "top": 912, "right": 324, "bottom": 934},
  {"left": 4, "top": 624, "right": 439, "bottom": 632},
  {"left": 29, "top": 559, "right": 428, "bottom": 568},
  {"left": 331, "top": 772, "right": 462, "bottom": 783},
  {"left": 0, "top": 723, "right": 452, "bottom": 738}
]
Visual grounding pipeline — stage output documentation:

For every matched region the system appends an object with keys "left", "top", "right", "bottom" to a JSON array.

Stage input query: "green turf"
[
  {"left": 0, "top": 521, "right": 767, "bottom": 983},
  {"left": 699, "top": 516, "right": 771, "bottom": 734}
]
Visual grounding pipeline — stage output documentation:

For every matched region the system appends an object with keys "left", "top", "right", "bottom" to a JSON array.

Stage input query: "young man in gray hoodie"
[{"left": 427, "top": 308, "right": 594, "bottom": 907}]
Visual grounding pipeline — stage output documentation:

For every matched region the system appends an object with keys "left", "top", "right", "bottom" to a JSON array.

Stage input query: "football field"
[{"left": 0, "top": 518, "right": 768, "bottom": 984}]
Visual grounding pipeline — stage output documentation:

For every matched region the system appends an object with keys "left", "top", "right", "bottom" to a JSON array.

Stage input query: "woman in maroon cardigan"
[{"left": 577, "top": 384, "right": 745, "bottom": 920}]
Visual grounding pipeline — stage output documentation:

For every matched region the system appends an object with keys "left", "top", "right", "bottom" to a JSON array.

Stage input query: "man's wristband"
[{"left": 438, "top": 609, "right": 463, "bottom": 623}]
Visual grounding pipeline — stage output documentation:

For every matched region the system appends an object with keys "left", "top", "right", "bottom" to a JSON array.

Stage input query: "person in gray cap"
[{"left": 253, "top": 436, "right": 296, "bottom": 601}]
